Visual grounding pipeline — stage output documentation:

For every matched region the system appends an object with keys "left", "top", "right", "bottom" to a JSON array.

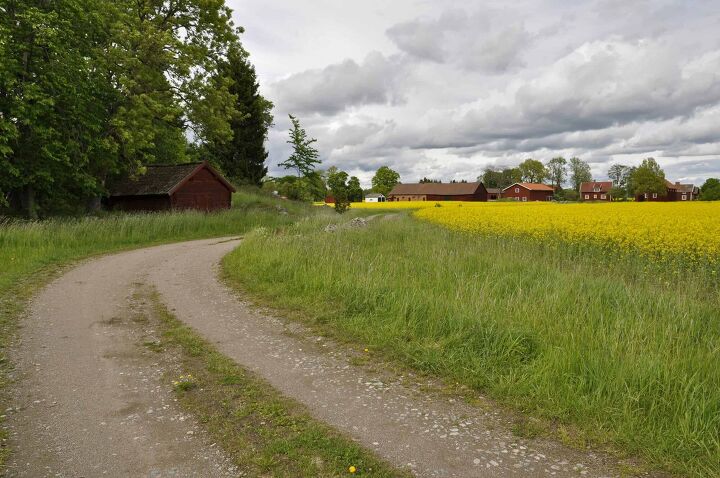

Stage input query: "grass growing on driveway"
[
  {"left": 223, "top": 213, "right": 720, "bottom": 477},
  {"left": 143, "top": 289, "right": 409, "bottom": 478},
  {"left": 0, "top": 189, "right": 317, "bottom": 467}
]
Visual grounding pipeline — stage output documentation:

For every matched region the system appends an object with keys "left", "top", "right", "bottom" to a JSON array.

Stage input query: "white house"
[{"left": 364, "top": 193, "right": 386, "bottom": 203}]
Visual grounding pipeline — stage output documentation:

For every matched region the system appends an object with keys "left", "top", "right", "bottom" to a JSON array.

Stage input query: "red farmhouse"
[
  {"left": 387, "top": 182, "right": 487, "bottom": 202},
  {"left": 580, "top": 181, "right": 613, "bottom": 201},
  {"left": 502, "top": 183, "right": 554, "bottom": 201},
  {"left": 636, "top": 179, "right": 699, "bottom": 202},
  {"left": 107, "top": 162, "right": 235, "bottom": 212}
]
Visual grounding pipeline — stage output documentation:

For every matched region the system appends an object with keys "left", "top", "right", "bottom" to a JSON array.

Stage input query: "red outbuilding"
[
  {"left": 387, "top": 182, "right": 488, "bottom": 201},
  {"left": 501, "top": 183, "right": 554, "bottom": 201},
  {"left": 580, "top": 181, "right": 613, "bottom": 201},
  {"left": 107, "top": 162, "right": 236, "bottom": 212}
]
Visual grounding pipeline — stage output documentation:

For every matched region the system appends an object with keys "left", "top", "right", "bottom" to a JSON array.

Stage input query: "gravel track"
[{"left": 7, "top": 238, "right": 630, "bottom": 477}]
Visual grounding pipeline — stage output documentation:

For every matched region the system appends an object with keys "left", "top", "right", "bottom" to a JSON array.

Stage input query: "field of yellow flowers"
[
  {"left": 418, "top": 202, "right": 720, "bottom": 263},
  {"left": 351, "top": 201, "right": 720, "bottom": 263}
]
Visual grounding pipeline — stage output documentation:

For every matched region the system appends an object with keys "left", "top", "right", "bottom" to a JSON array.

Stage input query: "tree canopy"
[
  {"left": 631, "top": 158, "right": 666, "bottom": 197},
  {"left": 279, "top": 114, "right": 320, "bottom": 177},
  {"left": 0, "top": 0, "right": 271, "bottom": 216},
  {"left": 700, "top": 178, "right": 720, "bottom": 201},
  {"left": 518, "top": 159, "right": 548, "bottom": 183},
  {"left": 546, "top": 156, "right": 567, "bottom": 190},
  {"left": 569, "top": 157, "right": 592, "bottom": 192},
  {"left": 371, "top": 166, "right": 400, "bottom": 196}
]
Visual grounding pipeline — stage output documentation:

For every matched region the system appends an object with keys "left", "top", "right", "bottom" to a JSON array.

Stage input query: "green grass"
[
  {"left": 223, "top": 213, "right": 720, "bottom": 477},
  {"left": 144, "top": 288, "right": 408, "bottom": 477},
  {"left": 0, "top": 188, "right": 319, "bottom": 467}
]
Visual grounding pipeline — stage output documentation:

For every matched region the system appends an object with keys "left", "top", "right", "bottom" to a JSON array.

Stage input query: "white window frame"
[
  {"left": 522, "top": 197, "right": 527, "bottom": 202},
  {"left": 682, "top": 194, "right": 687, "bottom": 201},
  {"left": 652, "top": 193, "right": 658, "bottom": 199},
  {"left": 644, "top": 193, "right": 648, "bottom": 199},
  {"left": 593, "top": 194, "right": 597, "bottom": 199},
  {"left": 584, "top": 194, "right": 589, "bottom": 200},
  {"left": 601, "top": 194, "right": 607, "bottom": 200},
  {"left": 514, "top": 187, "right": 520, "bottom": 193}
]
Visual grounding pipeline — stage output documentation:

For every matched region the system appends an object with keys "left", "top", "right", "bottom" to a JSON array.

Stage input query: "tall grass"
[
  {"left": 0, "top": 189, "right": 313, "bottom": 294},
  {"left": 223, "top": 214, "right": 720, "bottom": 477}
]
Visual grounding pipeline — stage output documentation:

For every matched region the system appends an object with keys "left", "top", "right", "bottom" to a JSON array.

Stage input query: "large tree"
[
  {"left": 279, "top": 114, "right": 320, "bottom": 177},
  {"left": 700, "top": 178, "right": 720, "bottom": 201},
  {"left": 371, "top": 166, "right": 400, "bottom": 196},
  {"left": 547, "top": 156, "right": 567, "bottom": 190},
  {"left": 347, "top": 176, "right": 363, "bottom": 202},
  {"left": 569, "top": 157, "right": 592, "bottom": 192},
  {"left": 326, "top": 168, "right": 350, "bottom": 213},
  {"left": 0, "top": 0, "right": 245, "bottom": 217},
  {"left": 518, "top": 159, "right": 548, "bottom": 183},
  {"left": 631, "top": 158, "right": 666, "bottom": 197},
  {"left": 205, "top": 44, "right": 274, "bottom": 186}
]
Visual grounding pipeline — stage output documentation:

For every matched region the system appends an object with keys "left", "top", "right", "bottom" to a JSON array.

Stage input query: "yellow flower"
[{"left": 348, "top": 465, "right": 357, "bottom": 473}]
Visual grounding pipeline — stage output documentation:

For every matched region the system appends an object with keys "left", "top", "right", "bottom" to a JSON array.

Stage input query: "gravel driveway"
[{"left": 7, "top": 238, "right": 633, "bottom": 477}]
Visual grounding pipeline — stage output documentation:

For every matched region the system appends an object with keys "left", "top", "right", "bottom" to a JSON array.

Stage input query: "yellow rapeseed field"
[{"left": 407, "top": 201, "right": 720, "bottom": 263}]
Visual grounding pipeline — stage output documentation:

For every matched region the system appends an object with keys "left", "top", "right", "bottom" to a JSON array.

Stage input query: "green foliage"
[
  {"left": 631, "top": 158, "right": 666, "bottom": 197},
  {"left": 347, "top": 176, "right": 363, "bottom": 202},
  {"left": 568, "top": 157, "right": 592, "bottom": 192},
  {"left": 225, "top": 215, "right": 720, "bottom": 477},
  {"left": 326, "top": 168, "right": 351, "bottom": 214},
  {"left": 204, "top": 45, "right": 274, "bottom": 186},
  {"left": 518, "top": 158, "right": 548, "bottom": 183},
  {"left": 263, "top": 175, "right": 325, "bottom": 202},
  {"left": 700, "top": 178, "right": 720, "bottom": 200},
  {"left": 279, "top": 115, "right": 320, "bottom": 177},
  {"left": 0, "top": 0, "right": 258, "bottom": 217},
  {"left": 371, "top": 166, "right": 400, "bottom": 196},
  {"left": 546, "top": 157, "right": 567, "bottom": 190}
]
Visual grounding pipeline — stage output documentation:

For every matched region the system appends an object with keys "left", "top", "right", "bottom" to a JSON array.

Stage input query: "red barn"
[
  {"left": 387, "top": 182, "right": 488, "bottom": 201},
  {"left": 107, "top": 162, "right": 235, "bottom": 212},
  {"left": 502, "top": 183, "right": 554, "bottom": 201},
  {"left": 580, "top": 181, "right": 613, "bottom": 201}
]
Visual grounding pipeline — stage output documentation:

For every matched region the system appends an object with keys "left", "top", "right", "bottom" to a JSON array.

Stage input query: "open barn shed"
[{"left": 107, "top": 162, "right": 235, "bottom": 212}]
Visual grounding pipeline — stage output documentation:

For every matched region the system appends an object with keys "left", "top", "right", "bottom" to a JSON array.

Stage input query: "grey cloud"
[
  {"left": 386, "top": 9, "right": 529, "bottom": 73},
  {"left": 268, "top": 52, "right": 404, "bottom": 116}
]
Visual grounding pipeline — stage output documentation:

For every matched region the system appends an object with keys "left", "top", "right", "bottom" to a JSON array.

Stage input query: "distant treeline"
[{"left": 0, "top": 0, "right": 272, "bottom": 217}]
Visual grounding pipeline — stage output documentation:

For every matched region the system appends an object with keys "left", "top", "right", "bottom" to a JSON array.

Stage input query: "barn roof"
[
  {"left": 580, "top": 181, "right": 613, "bottom": 193},
  {"left": 388, "top": 182, "right": 484, "bottom": 196},
  {"left": 365, "top": 193, "right": 385, "bottom": 198},
  {"left": 502, "top": 182, "right": 554, "bottom": 192},
  {"left": 486, "top": 188, "right": 503, "bottom": 194},
  {"left": 108, "top": 162, "right": 235, "bottom": 197}
]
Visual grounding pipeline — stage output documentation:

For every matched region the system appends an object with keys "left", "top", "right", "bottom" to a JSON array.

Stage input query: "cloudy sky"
[{"left": 228, "top": 0, "right": 720, "bottom": 186}]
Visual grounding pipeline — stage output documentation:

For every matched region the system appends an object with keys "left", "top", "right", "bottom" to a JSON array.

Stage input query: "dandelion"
[{"left": 348, "top": 465, "right": 357, "bottom": 474}]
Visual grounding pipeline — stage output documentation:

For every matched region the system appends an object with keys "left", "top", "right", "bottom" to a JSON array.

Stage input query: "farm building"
[
  {"left": 486, "top": 188, "right": 502, "bottom": 200},
  {"left": 364, "top": 193, "right": 386, "bottom": 203},
  {"left": 636, "top": 180, "right": 699, "bottom": 202},
  {"left": 107, "top": 162, "right": 235, "bottom": 212},
  {"left": 502, "top": 183, "right": 554, "bottom": 201},
  {"left": 580, "top": 181, "right": 613, "bottom": 201},
  {"left": 387, "top": 182, "right": 488, "bottom": 202}
]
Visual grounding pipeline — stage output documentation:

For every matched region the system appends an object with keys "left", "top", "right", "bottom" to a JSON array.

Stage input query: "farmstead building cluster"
[{"left": 385, "top": 178, "right": 698, "bottom": 202}]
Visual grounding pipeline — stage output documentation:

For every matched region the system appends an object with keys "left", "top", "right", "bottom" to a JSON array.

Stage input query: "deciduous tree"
[
  {"left": 631, "top": 158, "right": 666, "bottom": 198},
  {"left": 569, "top": 157, "right": 592, "bottom": 192},
  {"left": 279, "top": 114, "right": 320, "bottom": 177},
  {"left": 518, "top": 159, "right": 548, "bottom": 183},
  {"left": 547, "top": 156, "right": 567, "bottom": 190},
  {"left": 371, "top": 166, "right": 400, "bottom": 196},
  {"left": 700, "top": 178, "right": 720, "bottom": 200}
]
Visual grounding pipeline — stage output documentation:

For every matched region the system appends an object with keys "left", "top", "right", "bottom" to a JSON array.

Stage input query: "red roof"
[
  {"left": 502, "top": 183, "right": 554, "bottom": 192},
  {"left": 580, "top": 181, "right": 613, "bottom": 193},
  {"left": 388, "top": 182, "right": 484, "bottom": 196}
]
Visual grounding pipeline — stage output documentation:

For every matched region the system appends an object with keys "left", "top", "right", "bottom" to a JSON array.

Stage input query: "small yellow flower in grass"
[
  {"left": 364, "top": 348, "right": 369, "bottom": 353},
  {"left": 348, "top": 465, "right": 357, "bottom": 473}
]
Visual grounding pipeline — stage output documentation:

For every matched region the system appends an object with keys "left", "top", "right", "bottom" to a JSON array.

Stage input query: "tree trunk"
[{"left": 20, "top": 185, "right": 37, "bottom": 219}]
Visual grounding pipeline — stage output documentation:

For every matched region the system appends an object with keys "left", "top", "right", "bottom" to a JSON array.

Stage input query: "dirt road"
[{"left": 8, "top": 238, "right": 625, "bottom": 477}]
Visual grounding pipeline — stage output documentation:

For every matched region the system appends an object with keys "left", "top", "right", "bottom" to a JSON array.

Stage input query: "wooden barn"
[
  {"left": 387, "top": 182, "right": 488, "bottom": 202},
  {"left": 502, "top": 183, "right": 554, "bottom": 201},
  {"left": 107, "top": 162, "right": 235, "bottom": 212}
]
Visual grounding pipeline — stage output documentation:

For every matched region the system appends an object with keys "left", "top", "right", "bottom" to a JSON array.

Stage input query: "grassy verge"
[
  {"left": 223, "top": 213, "right": 719, "bottom": 477},
  {"left": 141, "top": 288, "right": 408, "bottom": 477},
  {"left": 0, "top": 188, "right": 318, "bottom": 467}
]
